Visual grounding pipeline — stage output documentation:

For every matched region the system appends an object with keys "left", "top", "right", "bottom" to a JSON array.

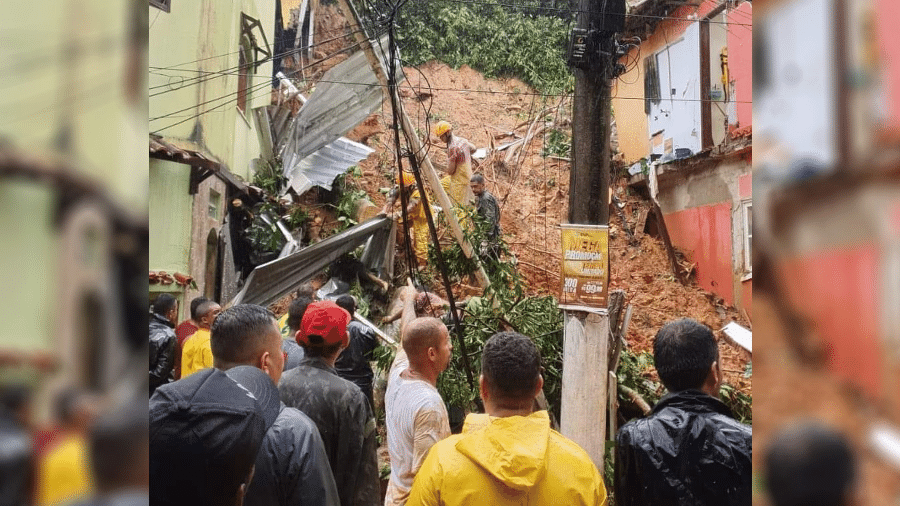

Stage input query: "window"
[
  {"left": 149, "top": 0, "right": 170, "bottom": 12},
  {"left": 208, "top": 188, "right": 221, "bottom": 220},
  {"left": 237, "top": 37, "right": 253, "bottom": 114},
  {"left": 643, "top": 55, "right": 660, "bottom": 115},
  {"left": 742, "top": 200, "right": 752, "bottom": 273}
]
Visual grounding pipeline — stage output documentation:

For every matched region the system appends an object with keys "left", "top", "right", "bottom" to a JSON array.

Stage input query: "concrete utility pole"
[{"left": 560, "top": 0, "right": 622, "bottom": 470}]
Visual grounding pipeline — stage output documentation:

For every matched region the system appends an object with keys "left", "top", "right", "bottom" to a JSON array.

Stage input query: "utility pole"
[
  {"left": 560, "top": 0, "right": 624, "bottom": 470},
  {"left": 334, "top": 0, "right": 490, "bottom": 288}
]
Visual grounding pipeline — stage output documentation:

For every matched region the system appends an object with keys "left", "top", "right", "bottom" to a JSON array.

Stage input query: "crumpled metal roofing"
[
  {"left": 229, "top": 215, "right": 392, "bottom": 307},
  {"left": 280, "top": 36, "right": 401, "bottom": 179},
  {"left": 285, "top": 137, "right": 374, "bottom": 195}
]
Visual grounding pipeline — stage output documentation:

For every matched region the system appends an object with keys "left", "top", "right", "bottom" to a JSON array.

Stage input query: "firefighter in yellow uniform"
[{"left": 383, "top": 171, "right": 429, "bottom": 266}]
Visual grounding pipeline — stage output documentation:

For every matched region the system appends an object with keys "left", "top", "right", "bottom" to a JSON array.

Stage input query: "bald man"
[{"left": 383, "top": 287, "right": 453, "bottom": 506}]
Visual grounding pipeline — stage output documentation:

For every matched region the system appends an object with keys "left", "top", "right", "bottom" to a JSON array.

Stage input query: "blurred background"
[
  {"left": 0, "top": 0, "right": 147, "bottom": 505},
  {"left": 754, "top": 0, "right": 900, "bottom": 504}
]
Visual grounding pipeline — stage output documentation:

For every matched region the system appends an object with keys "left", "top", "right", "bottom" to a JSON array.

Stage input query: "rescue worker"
[
  {"left": 432, "top": 121, "right": 475, "bottom": 211},
  {"left": 407, "top": 331, "right": 608, "bottom": 505},
  {"left": 383, "top": 171, "right": 428, "bottom": 266}
]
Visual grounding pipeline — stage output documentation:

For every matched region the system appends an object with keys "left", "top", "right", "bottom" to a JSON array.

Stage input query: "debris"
[{"left": 721, "top": 321, "right": 752, "bottom": 353}]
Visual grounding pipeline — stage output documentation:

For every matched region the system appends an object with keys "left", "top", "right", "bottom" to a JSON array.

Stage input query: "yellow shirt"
[
  {"left": 36, "top": 434, "right": 93, "bottom": 506},
  {"left": 278, "top": 313, "right": 291, "bottom": 339},
  {"left": 181, "top": 328, "right": 213, "bottom": 378}
]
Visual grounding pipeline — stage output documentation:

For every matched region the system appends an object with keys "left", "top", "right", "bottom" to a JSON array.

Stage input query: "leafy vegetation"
[
  {"left": 329, "top": 167, "right": 369, "bottom": 233},
  {"left": 394, "top": 1, "right": 574, "bottom": 93},
  {"left": 541, "top": 128, "right": 571, "bottom": 158}
]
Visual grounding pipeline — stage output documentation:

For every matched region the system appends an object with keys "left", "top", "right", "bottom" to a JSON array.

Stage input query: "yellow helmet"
[
  {"left": 433, "top": 120, "right": 452, "bottom": 137},
  {"left": 397, "top": 171, "right": 415, "bottom": 187}
]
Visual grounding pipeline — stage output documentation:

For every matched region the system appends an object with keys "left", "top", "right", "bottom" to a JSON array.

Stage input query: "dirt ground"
[
  {"left": 275, "top": 3, "right": 752, "bottom": 394},
  {"left": 752, "top": 292, "right": 900, "bottom": 504}
]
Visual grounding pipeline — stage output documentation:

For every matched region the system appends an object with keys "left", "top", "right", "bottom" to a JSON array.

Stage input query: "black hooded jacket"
[
  {"left": 148, "top": 312, "right": 176, "bottom": 394},
  {"left": 614, "top": 389, "right": 752, "bottom": 506}
]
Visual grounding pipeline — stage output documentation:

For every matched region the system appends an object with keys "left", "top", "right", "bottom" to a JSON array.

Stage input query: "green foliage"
[
  {"left": 616, "top": 349, "right": 664, "bottom": 406},
  {"left": 719, "top": 383, "right": 752, "bottom": 424},
  {"left": 252, "top": 160, "right": 288, "bottom": 195},
  {"left": 247, "top": 201, "right": 287, "bottom": 257},
  {"left": 331, "top": 169, "right": 369, "bottom": 233},
  {"left": 349, "top": 280, "right": 371, "bottom": 319},
  {"left": 541, "top": 128, "right": 571, "bottom": 158},
  {"left": 425, "top": 206, "right": 564, "bottom": 418},
  {"left": 395, "top": 2, "right": 574, "bottom": 93}
]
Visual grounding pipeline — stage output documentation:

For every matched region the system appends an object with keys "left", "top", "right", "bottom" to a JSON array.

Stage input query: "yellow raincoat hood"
[{"left": 456, "top": 411, "right": 551, "bottom": 491}]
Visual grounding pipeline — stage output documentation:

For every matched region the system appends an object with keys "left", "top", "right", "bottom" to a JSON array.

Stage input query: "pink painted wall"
[
  {"left": 778, "top": 245, "right": 882, "bottom": 399},
  {"left": 727, "top": 2, "right": 753, "bottom": 129},
  {"left": 739, "top": 173, "right": 752, "bottom": 199},
  {"left": 664, "top": 202, "right": 735, "bottom": 304},
  {"left": 876, "top": 0, "right": 900, "bottom": 133}
]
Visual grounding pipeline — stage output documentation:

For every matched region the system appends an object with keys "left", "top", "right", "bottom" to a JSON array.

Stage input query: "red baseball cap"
[{"left": 296, "top": 300, "right": 350, "bottom": 347}]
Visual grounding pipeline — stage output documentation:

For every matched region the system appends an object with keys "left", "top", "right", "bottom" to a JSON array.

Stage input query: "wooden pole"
[{"left": 333, "top": 0, "right": 489, "bottom": 288}]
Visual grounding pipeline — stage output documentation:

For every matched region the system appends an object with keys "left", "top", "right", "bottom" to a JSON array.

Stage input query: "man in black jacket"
[
  {"left": 278, "top": 300, "right": 381, "bottom": 506},
  {"left": 210, "top": 304, "right": 339, "bottom": 506},
  {"left": 148, "top": 294, "right": 178, "bottom": 395},
  {"left": 615, "top": 318, "right": 752, "bottom": 505},
  {"left": 333, "top": 295, "right": 379, "bottom": 410}
]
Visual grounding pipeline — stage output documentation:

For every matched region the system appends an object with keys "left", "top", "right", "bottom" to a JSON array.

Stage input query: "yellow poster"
[{"left": 560, "top": 224, "right": 609, "bottom": 311}]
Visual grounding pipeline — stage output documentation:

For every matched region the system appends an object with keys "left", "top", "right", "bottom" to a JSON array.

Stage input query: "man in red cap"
[{"left": 277, "top": 300, "right": 381, "bottom": 506}]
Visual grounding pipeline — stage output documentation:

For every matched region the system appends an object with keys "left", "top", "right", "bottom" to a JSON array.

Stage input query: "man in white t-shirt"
[{"left": 384, "top": 287, "right": 453, "bottom": 506}]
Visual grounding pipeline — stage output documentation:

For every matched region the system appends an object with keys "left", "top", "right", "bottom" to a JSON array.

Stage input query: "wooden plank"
[
  {"left": 634, "top": 208, "right": 649, "bottom": 238},
  {"left": 608, "top": 371, "right": 617, "bottom": 444},
  {"left": 561, "top": 311, "right": 608, "bottom": 470},
  {"left": 307, "top": 0, "right": 317, "bottom": 61},
  {"left": 293, "top": 0, "right": 309, "bottom": 65}
]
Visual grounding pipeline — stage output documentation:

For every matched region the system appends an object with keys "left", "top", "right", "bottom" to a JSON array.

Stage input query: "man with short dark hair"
[
  {"left": 180, "top": 300, "right": 222, "bottom": 377},
  {"left": 614, "top": 318, "right": 752, "bottom": 506},
  {"left": 334, "top": 295, "right": 380, "bottom": 410},
  {"left": 150, "top": 367, "right": 268, "bottom": 506},
  {"left": 280, "top": 296, "right": 312, "bottom": 371},
  {"left": 278, "top": 300, "right": 381, "bottom": 506},
  {"left": 469, "top": 174, "right": 500, "bottom": 242},
  {"left": 149, "top": 294, "right": 178, "bottom": 395},
  {"left": 765, "top": 422, "right": 859, "bottom": 506},
  {"left": 174, "top": 296, "right": 209, "bottom": 380},
  {"left": 408, "top": 332, "right": 607, "bottom": 505},
  {"left": 210, "top": 304, "right": 339, "bottom": 506}
]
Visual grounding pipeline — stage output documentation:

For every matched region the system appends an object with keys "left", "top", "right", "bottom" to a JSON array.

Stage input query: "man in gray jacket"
[{"left": 211, "top": 304, "right": 339, "bottom": 506}]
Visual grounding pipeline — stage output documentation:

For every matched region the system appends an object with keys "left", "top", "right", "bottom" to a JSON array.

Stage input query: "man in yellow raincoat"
[{"left": 407, "top": 332, "right": 608, "bottom": 505}]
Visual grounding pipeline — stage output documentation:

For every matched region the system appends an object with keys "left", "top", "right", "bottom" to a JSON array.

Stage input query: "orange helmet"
[{"left": 433, "top": 120, "right": 452, "bottom": 137}]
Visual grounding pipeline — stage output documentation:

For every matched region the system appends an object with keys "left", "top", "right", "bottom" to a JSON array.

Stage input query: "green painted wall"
[
  {"left": 149, "top": 0, "right": 275, "bottom": 182},
  {"left": 149, "top": 159, "right": 193, "bottom": 274},
  {"left": 0, "top": 181, "right": 57, "bottom": 352}
]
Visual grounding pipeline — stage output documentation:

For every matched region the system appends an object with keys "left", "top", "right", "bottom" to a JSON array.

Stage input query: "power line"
[
  {"left": 148, "top": 27, "right": 373, "bottom": 97},
  {"left": 150, "top": 38, "right": 370, "bottom": 134}
]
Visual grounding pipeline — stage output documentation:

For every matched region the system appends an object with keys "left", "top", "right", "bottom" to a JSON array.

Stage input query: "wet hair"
[
  {"left": 335, "top": 295, "right": 356, "bottom": 316},
  {"left": 287, "top": 296, "right": 314, "bottom": 333},
  {"left": 89, "top": 400, "right": 148, "bottom": 492},
  {"left": 210, "top": 304, "right": 279, "bottom": 366},
  {"left": 765, "top": 422, "right": 857, "bottom": 506},
  {"left": 403, "top": 318, "right": 446, "bottom": 359},
  {"left": 295, "top": 282, "right": 316, "bottom": 299},
  {"left": 152, "top": 294, "right": 177, "bottom": 316},
  {"left": 189, "top": 296, "right": 210, "bottom": 320},
  {"left": 481, "top": 332, "right": 541, "bottom": 403},
  {"left": 652, "top": 318, "right": 718, "bottom": 392},
  {"left": 470, "top": 174, "right": 485, "bottom": 184}
]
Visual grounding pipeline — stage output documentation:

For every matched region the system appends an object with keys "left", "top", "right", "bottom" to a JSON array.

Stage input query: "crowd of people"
[{"left": 147, "top": 273, "right": 769, "bottom": 506}]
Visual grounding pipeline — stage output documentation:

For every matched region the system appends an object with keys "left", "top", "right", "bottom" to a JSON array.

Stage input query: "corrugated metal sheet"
[
  {"left": 285, "top": 137, "right": 374, "bottom": 195},
  {"left": 281, "top": 36, "right": 400, "bottom": 175},
  {"left": 230, "top": 216, "right": 391, "bottom": 307}
]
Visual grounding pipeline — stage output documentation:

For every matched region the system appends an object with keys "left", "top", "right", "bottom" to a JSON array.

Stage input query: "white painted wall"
[{"left": 648, "top": 22, "right": 702, "bottom": 156}]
